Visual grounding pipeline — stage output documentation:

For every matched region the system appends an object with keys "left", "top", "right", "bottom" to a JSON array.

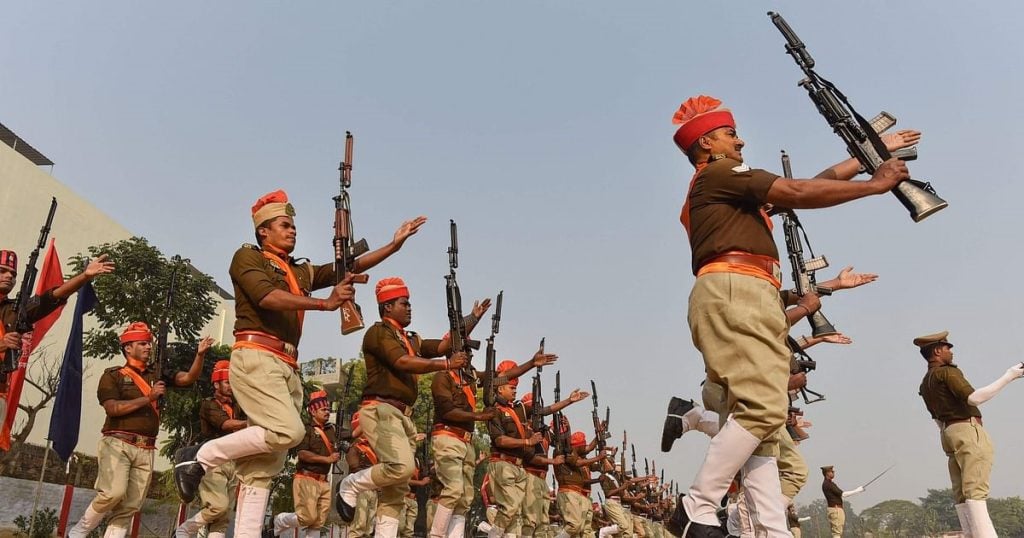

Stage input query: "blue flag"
[{"left": 49, "top": 281, "right": 97, "bottom": 461}]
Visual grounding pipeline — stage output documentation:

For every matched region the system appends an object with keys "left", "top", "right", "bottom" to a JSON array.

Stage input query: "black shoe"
[
  {"left": 336, "top": 483, "right": 355, "bottom": 522},
  {"left": 173, "top": 444, "right": 206, "bottom": 503},
  {"left": 661, "top": 397, "right": 696, "bottom": 453},
  {"left": 666, "top": 495, "right": 726, "bottom": 538}
]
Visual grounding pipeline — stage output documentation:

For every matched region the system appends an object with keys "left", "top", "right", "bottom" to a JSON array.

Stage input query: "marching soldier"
[
  {"left": 915, "top": 331, "right": 1024, "bottom": 538},
  {"left": 335, "top": 277, "right": 482, "bottom": 538},
  {"left": 274, "top": 390, "right": 339, "bottom": 538},
  {"left": 820, "top": 465, "right": 863, "bottom": 538},
  {"left": 68, "top": 324, "right": 211, "bottom": 538},
  {"left": 555, "top": 432, "right": 611, "bottom": 538},
  {"left": 343, "top": 411, "right": 379, "bottom": 538},
  {"left": 176, "top": 360, "right": 247, "bottom": 538},
  {"left": 399, "top": 441, "right": 431, "bottom": 538},
  {"left": 597, "top": 459, "right": 652, "bottom": 538},
  {"left": 174, "top": 191, "right": 424, "bottom": 538}
]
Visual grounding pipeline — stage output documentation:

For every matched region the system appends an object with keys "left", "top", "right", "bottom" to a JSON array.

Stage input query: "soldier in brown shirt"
[
  {"left": 175, "top": 190, "right": 424, "bottom": 538},
  {"left": 336, "top": 277, "right": 474, "bottom": 538},
  {"left": 274, "top": 390, "right": 339, "bottom": 538},
  {"left": 176, "top": 360, "right": 247, "bottom": 538},
  {"left": 556, "top": 432, "right": 611, "bottom": 538},
  {"left": 666, "top": 95, "right": 914, "bottom": 538},
  {"left": 69, "top": 323, "right": 210, "bottom": 538},
  {"left": 344, "top": 411, "right": 379, "bottom": 538},
  {"left": 820, "top": 466, "right": 863, "bottom": 537},
  {"left": 915, "top": 331, "right": 1023, "bottom": 538}
]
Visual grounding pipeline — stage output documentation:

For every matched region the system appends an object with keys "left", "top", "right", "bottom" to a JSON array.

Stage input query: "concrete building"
[{"left": 0, "top": 120, "right": 235, "bottom": 469}]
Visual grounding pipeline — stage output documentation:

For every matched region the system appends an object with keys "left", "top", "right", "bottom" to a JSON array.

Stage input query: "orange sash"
[
  {"left": 497, "top": 404, "right": 526, "bottom": 438},
  {"left": 384, "top": 318, "right": 419, "bottom": 383},
  {"left": 355, "top": 439, "right": 379, "bottom": 465},
  {"left": 451, "top": 371, "right": 477, "bottom": 409},
  {"left": 260, "top": 249, "right": 306, "bottom": 333},
  {"left": 119, "top": 366, "right": 158, "bottom": 415},
  {"left": 218, "top": 399, "right": 235, "bottom": 420},
  {"left": 313, "top": 425, "right": 336, "bottom": 455}
]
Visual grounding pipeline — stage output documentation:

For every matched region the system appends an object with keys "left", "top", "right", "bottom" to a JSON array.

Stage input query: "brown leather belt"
[
  {"left": 525, "top": 467, "right": 548, "bottom": 479},
  {"left": 559, "top": 485, "right": 589, "bottom": 496},
  {"left": 104, "top": 431, "right": 156, "bottom": 449},
  {"left": 235, "top": 333, "right": 298, "bottom": 358},
  {"left": 363, "top": 396, "right": 412, "bottom": 416},
  {"left": 943, "top": 416, "right": 982, "bottom": 428},
  {"left": 490, "top": 454, "right": 522, "bottom": 465},
  {"left": 700, "top": 252, "right": 780, "bottom": 277},
  {"left": 432, "top": 423, "right": 472, "bottom": 442},
  {"left": 295, "top": 470, "right": 329, "bottom": 482}
]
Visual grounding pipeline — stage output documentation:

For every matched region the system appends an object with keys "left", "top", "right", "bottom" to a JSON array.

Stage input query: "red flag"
[{"left": 0, "top": 238, "right": 65, "bottom": 450}]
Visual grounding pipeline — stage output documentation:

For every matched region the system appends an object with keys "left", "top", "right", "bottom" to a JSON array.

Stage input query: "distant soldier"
[
  {"left": 274, "top": 390, "right": 339, "bottom": 538},
  {"left": 915, "top": 331, "right": 1024, "bottom": 538},
  {"left": 820, "top": 465, "right": 862, "bottom": 538}
]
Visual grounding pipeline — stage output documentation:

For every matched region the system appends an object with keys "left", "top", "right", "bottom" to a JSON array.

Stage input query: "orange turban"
[
  {"left": 119, "top": 322, "right": 153, "bottom": 344},
  {"left": 497, "top": 360, "right": 519, "bottom": 387},
  {"left": 375, "top": 277, "right": 410, "bottom": 304},
  {"left": 308, "top": 390, "right": 330, "bottom": 412},
  {"left": 570, "top": 431, "right": 587, "bottom": 447},
  {"left": 211, "top": 360, "right": 231, "bottom": 383},
  {"left": 672, "top": 95, "right": 735, "bottom": 152},
  {"left": 251, "top": 189, "right": 295, "bottom": 228}
]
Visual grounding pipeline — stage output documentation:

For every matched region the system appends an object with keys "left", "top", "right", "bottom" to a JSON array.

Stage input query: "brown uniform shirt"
[
  {"left": 361, "top": 321, "right": 442, "bottom": 406},
  {"left": 0, "top": 288, "right": 66, "bottom": 385},
  {"left": 822, "top": 479, "right": 844, "bottom": 508},
  {"left": 97, "top": 365, "right": 161, "bottom": 438},
  {"left": 919, "top": 364, "right": 982, "bottom": 422},
  {"left": 431, "top": 369, "right": 478, "bottom": 432},
  {"left": 488, "top": 398, "right": 531, "bottom": 460},
  {"left": 199, "top": 397, "right": 247, "bottom": 442},
  {"left": 685, "top": 157, "right": 780, "bottom": 273},
  {"left": 228, "top": 245, "right": 335, "bottom": 347},
  {"left": 555, "top": 451, "right": 591, "bottom": 489},
  {"left": 296, "top": 422, "right": 336, "bottom": 475},
  {"left": 599, "top": 472, "right": 622, "bottom": 498}
]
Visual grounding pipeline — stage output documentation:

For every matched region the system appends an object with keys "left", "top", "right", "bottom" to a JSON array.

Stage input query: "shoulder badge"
[
  {"left": 731, "top": 164, "right": 751, "bottom": 173},
  {"left": 242, "top": 243, "right": 261, "bottom": 251},
  {"left": 285, "top": 203, "right": 296, "bottom": 217}
]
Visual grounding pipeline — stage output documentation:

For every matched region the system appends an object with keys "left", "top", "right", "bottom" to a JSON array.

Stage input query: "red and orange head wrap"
[
  {"left": 0, "top": 250, "right": 17, "bottom": 272},
  {"left": 251, "top": 190, "right": 296, "bottom": 229},
  {"left": 375, "top": 277, "right": 410, "bottom": 304},
  {"left": 308, "top": 390, "right": 330, "bottom": 413},
  {"left": 497, "top": 360, "right": 518, "bottom": 387},
  {"left": 211, "top": 360, "right": 231, "bottom": 383},
  {"left": 119, "top": 322, "right": 153, "bottom": 344},
  {"left": 672, "top": 95, "right": 736, "bottom": 153},
  {"left": 570, "top": 431, "right": 587, "bottom": 447}
]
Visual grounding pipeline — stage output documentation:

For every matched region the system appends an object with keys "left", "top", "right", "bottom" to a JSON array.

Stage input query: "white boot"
[
  {"left": 448, "top": 514, "right": 467, "bottom": 538},
  {"left": 598, "top": 524, "right": 620, "bottom": 538},
  {"left": 209, "top": 533, "right": 226, "bottom": 538},
  {"left": 234, "top": 485, "right": 271, "bottom": 538},
  {"left": 955, "top": 503, "right": 972, "bottom": 538},
  {"left": 176, "top": 513, "right": 208, "bottom": 538},
  {"left": 740, "top": 455, "right": 790, "bottom": 537},
  {"left": 726, "top": 500, "right": 741, "bottom": 537},
  {"left": 275, "top": 513, "right": 300, "bottom": 536},
  {"left": 429, "top": 504, "right": 454, "bottom": 538},
  {"left": 374, "top": 515, "right": 400, "bottom": 538},
  {"left": 965, "top": 499, "right": 995, "bottom": 538},
  {"left": 337, "top": 468, "right": 379, "bottom": 508},
  {"left": 197, "top": 426, "right": 272, "bottom": 469},
  {"left": 697, "top": 410, "right": 721, "bottom": 437},
  {"left": 554, "top": 531, "right": 569, "bottom": 538},
  {"left": 478, "top": 521, "right": 494, "bottom": 534},
  {"left": 681, "top": 418, "right": 761, "bottom": 526},
  {"left": 486, "top": 523, "right": 504, "bottom": 538},
  {"left": 305, "top": 528, "right": 322, "bottom": 538},
  {"left": 103, "top": 526, "right": 128, "bottom": 538},
  {"left": 69, "top": 505, "right": 106, "bottom": 538}
]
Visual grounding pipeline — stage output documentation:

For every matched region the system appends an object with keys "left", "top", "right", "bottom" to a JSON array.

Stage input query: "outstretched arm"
[{"left": 967, "top": 364, "right": 1024, "bottom": 406}]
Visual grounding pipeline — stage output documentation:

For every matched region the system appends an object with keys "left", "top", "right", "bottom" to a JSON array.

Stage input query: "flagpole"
[
  {"left": 56, "top": 454, "right": 77, "bottom": 537},
  {"left": 28, "top": 439, "right": 53, "bottom": 537}
]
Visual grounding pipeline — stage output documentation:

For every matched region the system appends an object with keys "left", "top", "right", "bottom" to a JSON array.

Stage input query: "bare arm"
[
  {"left": 298, "top": 449, "right": 339, "bottom": 465},
  {"left": 52, "top": 255, "right": 115, "bottom": 300},
  {"left": 173, "top": 337, "right": 213, "bottom": 387}
]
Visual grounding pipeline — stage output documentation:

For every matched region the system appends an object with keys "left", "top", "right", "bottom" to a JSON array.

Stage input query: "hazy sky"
[{"left": 3, "top": 1, "right": 1023, "bottom": 510}]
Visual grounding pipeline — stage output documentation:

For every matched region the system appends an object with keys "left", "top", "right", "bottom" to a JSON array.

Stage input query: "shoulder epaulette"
[{"left": 242, "top": 243, "right": 261, "bottom": 251}]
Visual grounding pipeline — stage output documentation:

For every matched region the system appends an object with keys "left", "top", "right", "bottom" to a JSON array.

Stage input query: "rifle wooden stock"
[{"left": 335, "top": 131, "right": 369, "bottom": 335}]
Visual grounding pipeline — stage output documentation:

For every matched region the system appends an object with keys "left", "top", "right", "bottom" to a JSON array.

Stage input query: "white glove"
[{"left": 842, "top": 486, "right": 865, "bottom": 497}]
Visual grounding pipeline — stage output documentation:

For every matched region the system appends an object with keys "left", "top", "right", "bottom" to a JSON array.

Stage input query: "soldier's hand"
[
  {"left": 413, "top": 433, "right": 427, "bottom": 443},
  {"left": 821, "top": 333, "right": 853, "bottom": 345},
  {"left": 149, "top": 381, "right": 167, "bottom": 400},
  {"left": 788, "top": 373, "right": 807, "bottom": 391},
  {"left": 448, "top": 351, "right": 469, "bottom": 370},
  {"left": 528, "top": 432, "right": 544, "bottom": 445},
  {"left": 326, "top": 275, "right": 358, "bottom": 310},
  {"left": 552, "top": 455, "right": 566, "bottom": 465},
  {"left": 834, "top": 266, "right": 878, "bottom": 290},
  {"left": 476, "top": 409, "right": 497, "bottom": 421},
  {"left": 197, "top": 336, "right": 215, "bottom": 355},
  {"left": 1, "top": 332, "right": 21, "bottom": 351},
  {"left": 568, "top": 388, "right": 588, "bottom": 403},
  {"left": 84, "top": 254, "right": 116, "bottom": 278},
  {"left": 472, "top": 298, "right": 492, "bottom": 319},
  {"left": 393, "top": 216, "right": 428, "bottom": 247},
  {"left": 869, "top": 158, "right": 910, "bottom": 192},
  {"left": 532, "top": 351, "right": 558, "bottom": 369},
  {"left": 796, "top": 292, "right": 821, "bottom": 316},
  {"left": 882, "top": 129, "right": 922, "bottom": 152}
]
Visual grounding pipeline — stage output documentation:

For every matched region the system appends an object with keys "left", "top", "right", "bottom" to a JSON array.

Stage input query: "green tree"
[
  {"left": 69, "top": 237, "right": 217, "bottom": 360},
  {"left": 13, "top": 507, "right": 58, "bottom": 538},
  {"left": 988, "top": 496, "right": 1024, "bottom": 537},
  {"left": 919, "top": 488, "right": 958, "bottom": 533},
  {"left": 861, "top": 499, "right": 928, "bottom": 538}
]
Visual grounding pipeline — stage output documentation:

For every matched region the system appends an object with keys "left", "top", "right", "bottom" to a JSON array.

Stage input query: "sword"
[{"left": 862, "top": 464, "right": 895, "bottom": 489}]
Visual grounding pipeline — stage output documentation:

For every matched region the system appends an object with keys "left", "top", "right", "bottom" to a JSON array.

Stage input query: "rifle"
[
  {"left": 779, "top": 151, "right": 837, "bottom": 338},
  {"left": 333, "top": 132, "right": 371, "bottom": 335},
  {"left": 767, "top": 11, "right": 947, "bottom": 222},
  {"left": 620, "top": 430, "right": 627, "bottom": 478},
  {"left": 530, "top": 373, "right": 545, "bottom": 434},
  {"left": 787, "top": 335, "right": 825, "bottom": 404},
  {"left": 444, "top": 220, "right": 481, "bottom": 385},
  {"left": 630, "top": 443, "right": 638, "bottom": 479},
  {"left": 589, "top": 380, "right": 610, "bottom": 451},
  {"left": 152, "top": 257, "right": 183, "bottom": 409},
  {"left": 786, "top": 407, "right": 810, "bottom": 442},
  {"left": 483, "top": 291, "right": 502, "bottom": 407},
  {"left": 2, "top": 197, "right": 57, "bottom": 374},
  {"left": 333, "top": 362, "right": 357, "bottom": 453}
]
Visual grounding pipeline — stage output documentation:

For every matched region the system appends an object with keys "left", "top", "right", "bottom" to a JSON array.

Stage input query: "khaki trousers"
[
  {"left": 522, "top": 472, "right": 551, "bottom": 534},
  {"left": 398, "top": 495, "right": 418, "bottom": 538},
  {"left": 827, "top": 506, "right": 845, "bottom": 536},
  {"left": 90, "top": 436, "right": 154, "bottom": 529},
  {"left": 425, "top": 498, "right": 437, "bottom": 531},
  {"left": 777, "top": 430, "right": 808, "bottom": 500},
  {"left": 941, "top": 420, "right": 994, "bottom": 503},
  {"left": 359, "top": 401, "right": 417, "bottom": 519},
  {"left": 631, "top": 515, "right": 645, "bottom": 538},
  {"left": 790, "top": 526, "right": 801, "bottom": 538},
  {"left": 432, "top": 433, "right": 476, "bottom": 514},
  {"left": 230, "top": 347, "right": 305, "bottom": 489},
  {"left": 604, "top": 500, "right": 633, "bottom": 537},
  {"left": 689, "top": 273, "right": 790, "bottom": 452},
  {"left": 556, "top": 490, "right": 589, "bottom": 537},
  {"left": 347, "top": 489, "right": 378, "bottom": 538},
  {"left": 198, "top": 460, "right": 237, "bottom": 533},
  {"left": 488, "top": 460, "right": 528, "bottom": 532},
  {"left": 294, "top": 475, "right": 331, "bottom": 528}
]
